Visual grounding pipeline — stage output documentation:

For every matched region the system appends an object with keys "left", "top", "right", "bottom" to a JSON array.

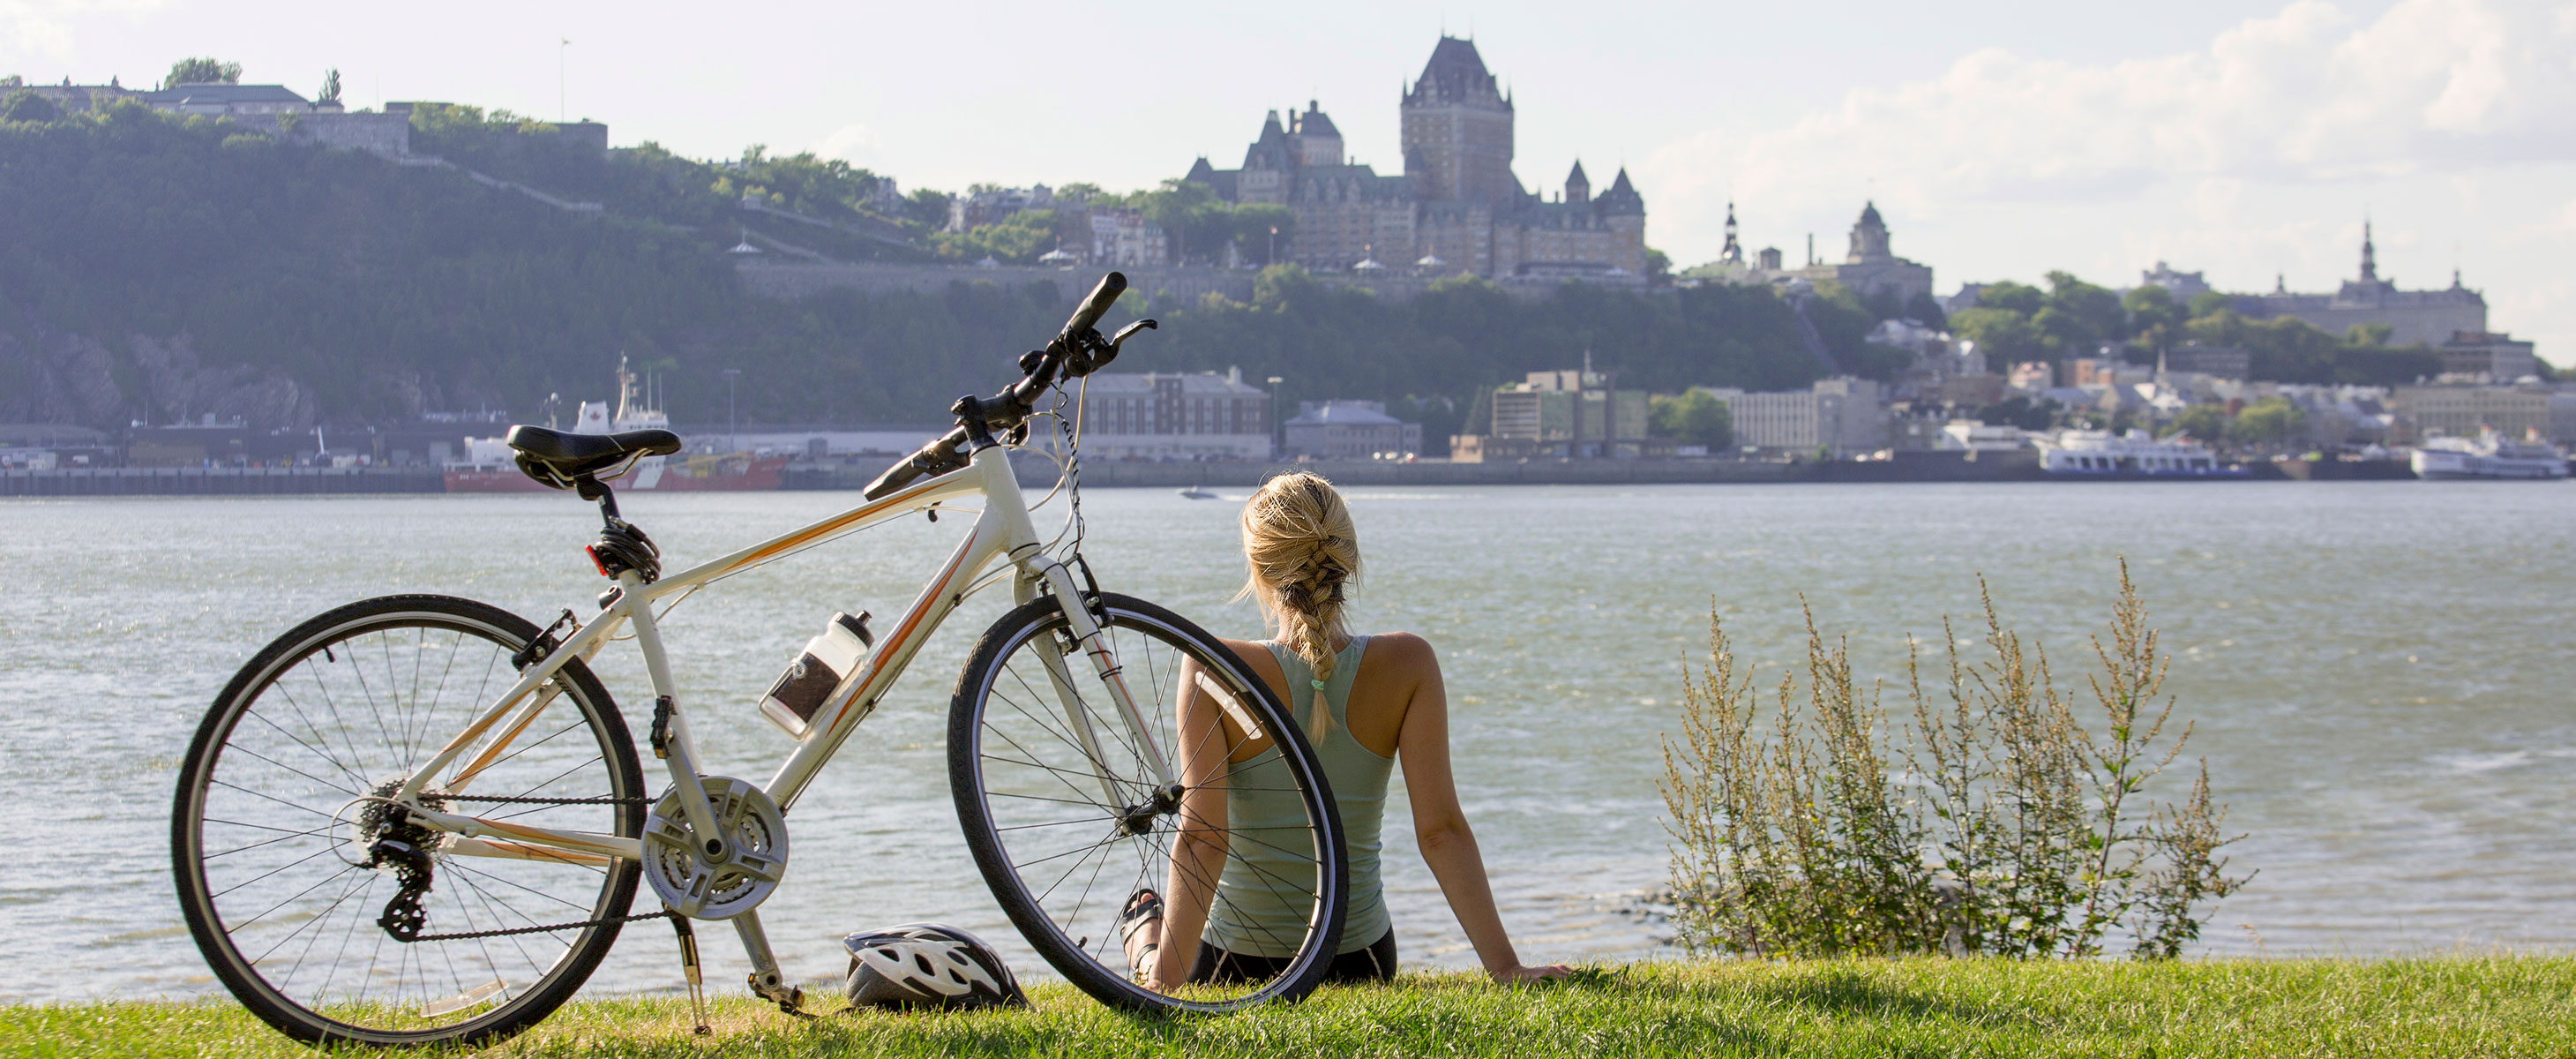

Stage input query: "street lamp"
[
  {"left": 722, "top": 368, "right": 742, "bottom": 454},
  {"left": 1266, "top": 375, "right": 1285, "bottom": 461},
  {"left": 1267, "top": 225, "right": 1277, "bottom": 267}
]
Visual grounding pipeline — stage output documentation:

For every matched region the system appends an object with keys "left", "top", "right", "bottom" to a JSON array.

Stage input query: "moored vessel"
[
  {"left": 2408, "top": 431, "right": 2569, "bottom": 480},
  {"left": 445, "top": 358, "right": 788, "bottom": 492},
  {"left": 2036, "top": 429, "right": 2250, "bottom": 478}
]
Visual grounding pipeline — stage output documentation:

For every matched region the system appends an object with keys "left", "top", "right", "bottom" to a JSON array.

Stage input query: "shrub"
[{"left": 1660, "top": 561, "right": 2249, "bottom": 958}]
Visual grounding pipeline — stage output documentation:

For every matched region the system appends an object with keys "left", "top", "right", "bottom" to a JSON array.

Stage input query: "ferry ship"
[
  {"left": 2036, "top": 429, "right": 2250, "bottom": 478},
  {"left": 2408, "top": 431, "right": 2570, "bottom": 480},
  {"left": 445, "top": 358, "right": 789, "bottom": 492}
]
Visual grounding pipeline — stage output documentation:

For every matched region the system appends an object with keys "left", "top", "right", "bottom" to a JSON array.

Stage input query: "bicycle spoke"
[
  {"left": 182, "top": 603, "right": 638, "bottom": 1043},
  {"left": 962, "top": 601, "right": 1344, "bottom": 1011}
]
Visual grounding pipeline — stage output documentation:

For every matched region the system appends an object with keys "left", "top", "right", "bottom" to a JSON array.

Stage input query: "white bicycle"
[{"left": 170, "top": 274, "right": 1350, "bottom": 1047}]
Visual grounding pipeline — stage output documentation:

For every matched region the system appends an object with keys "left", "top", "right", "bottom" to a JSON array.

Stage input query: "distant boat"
[
  {"left": 2036, "top": 429, "right": 2250, "bottom": 478},
  {"left": 2410, "top": 432, "right": 2569, "bottom": 480},
  {"left": 1176, "top": 484, "right": 1218, "bottom": 500},
  {"left": 446, "top": 357, "right": 788, "bottom": 492}
]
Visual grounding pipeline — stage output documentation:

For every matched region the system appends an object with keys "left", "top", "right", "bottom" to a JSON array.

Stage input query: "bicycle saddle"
[{"left": 505, "top": 424, "right": 683, "bottom": 488}]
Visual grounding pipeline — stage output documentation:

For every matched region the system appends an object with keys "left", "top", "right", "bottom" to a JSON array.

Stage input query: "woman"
[{"left": 1123, "top": 472, "right": 1572, "bottom": 988}]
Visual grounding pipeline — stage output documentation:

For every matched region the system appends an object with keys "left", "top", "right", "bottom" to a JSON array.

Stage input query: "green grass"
[{"left": 10, "top": 958, "right": 2575, "bottom": 1057}]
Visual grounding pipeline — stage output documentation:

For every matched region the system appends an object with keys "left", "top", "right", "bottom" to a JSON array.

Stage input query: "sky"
[{"left": 8, "top": 0, "right": 2573, "bottom": 363}]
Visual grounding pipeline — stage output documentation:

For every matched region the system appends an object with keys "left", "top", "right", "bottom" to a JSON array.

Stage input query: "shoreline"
[{"left": 2, "top": 453, "right": 2437, "bottom": 497}]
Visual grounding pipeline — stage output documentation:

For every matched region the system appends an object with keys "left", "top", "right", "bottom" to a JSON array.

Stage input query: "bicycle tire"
[
  {"left": 950, "top": 592, "right": 1348, "bottom": 1014},
  {"left": 173, "top": 595, "right": 645, "bottom": 1048}
]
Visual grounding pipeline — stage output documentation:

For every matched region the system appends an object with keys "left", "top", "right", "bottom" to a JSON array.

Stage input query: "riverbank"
[
  {"left": 11, "top": 958, "right": 2571, "bottom": 1057},
  {"left": 8, "top": 453, "right": 2452, "bottom": 496}
]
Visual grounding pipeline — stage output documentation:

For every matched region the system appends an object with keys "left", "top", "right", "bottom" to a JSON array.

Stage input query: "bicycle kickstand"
[{"left": 669, "top": 911, "right": 710, "bottom": 1037}]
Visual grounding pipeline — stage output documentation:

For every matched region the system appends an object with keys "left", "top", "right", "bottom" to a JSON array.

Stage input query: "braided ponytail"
[{"left": 1236, "top": 474, "right": 1360, "bottom": 739}]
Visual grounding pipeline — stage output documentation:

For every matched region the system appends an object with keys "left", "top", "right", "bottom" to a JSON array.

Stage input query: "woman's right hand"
[{"left": 1490, "top": 962, "right": 1576, "bottom": 985}]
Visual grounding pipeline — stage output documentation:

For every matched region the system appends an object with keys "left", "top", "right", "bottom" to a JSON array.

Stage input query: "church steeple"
[
  {"left": 2360, "top": 219, "right": 2378, "bottom": 282},
  {"left": 1720, "top": 201, "right": 1741, "bottom": 263}
]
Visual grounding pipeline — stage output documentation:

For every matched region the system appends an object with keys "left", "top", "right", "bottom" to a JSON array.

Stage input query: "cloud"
[
  {"left": 0, "top": 0, "right": 161, "bottom": 61},
  {"left": 810, "top": 122, "right": 880, "bottom": 166},
  {"left": 1641, "top": 0, "right": 2576, "bottom": 225}
]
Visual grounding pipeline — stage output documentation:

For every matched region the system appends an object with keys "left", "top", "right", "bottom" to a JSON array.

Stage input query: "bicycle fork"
[{"left": 1015, "top": 557, "right": 1176, "bottom": 803}]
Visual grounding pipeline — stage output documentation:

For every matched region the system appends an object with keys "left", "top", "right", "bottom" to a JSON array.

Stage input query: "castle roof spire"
[{"left": 2360, "top": 218, "right": 2378, "bottom": 282}]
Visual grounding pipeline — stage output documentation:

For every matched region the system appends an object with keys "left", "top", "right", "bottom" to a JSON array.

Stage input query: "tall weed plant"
[{"left": 1660, "top": 561, "right": 2249, "bottom": 959}]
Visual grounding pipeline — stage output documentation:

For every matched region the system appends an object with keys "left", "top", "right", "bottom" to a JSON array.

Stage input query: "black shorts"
[{"left": 1189, "top": 927, "right": 1397, "bottom": 985}]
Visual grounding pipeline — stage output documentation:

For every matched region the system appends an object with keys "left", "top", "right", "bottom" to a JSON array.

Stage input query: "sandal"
[{"left": 1119, "top": 888, "right": 1163, "bottom": 980}]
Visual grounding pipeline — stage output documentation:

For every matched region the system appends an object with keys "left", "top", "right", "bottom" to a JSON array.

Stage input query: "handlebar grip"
[
  {"left": 1063, "top": 272, "right": 1127, "bottom": 337},
  {"left": 860, "top": 459, "right": 926, "bottom": 500},
  {"left": 862, "top": 428, "right": 967, "bottom": 499}
]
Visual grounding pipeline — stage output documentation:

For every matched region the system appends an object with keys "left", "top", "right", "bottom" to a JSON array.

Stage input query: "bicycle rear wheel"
[
  {"left": 951, "top": 592, "right": 1347, "bottom": 1013},
  {"left": 172, "top": 595, "right": 645, "bottom": 1048}
]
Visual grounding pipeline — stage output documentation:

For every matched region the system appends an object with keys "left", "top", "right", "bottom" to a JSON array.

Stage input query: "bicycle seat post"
[{"left": 574, "top": 476, "right": 623, "bottom": 524}]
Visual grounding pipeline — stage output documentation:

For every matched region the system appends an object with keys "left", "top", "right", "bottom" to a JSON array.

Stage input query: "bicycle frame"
[{"left": 384, "top": 441, "right": 1169, "bottom": 916}]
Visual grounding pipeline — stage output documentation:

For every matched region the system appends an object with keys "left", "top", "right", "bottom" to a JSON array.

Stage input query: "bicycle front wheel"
[
  {"left": 951, "top": 592, "right": 1348, "bottom": 1014},
  {"left": 172, "top": 595, "right": 645, "bottom": 1048}
]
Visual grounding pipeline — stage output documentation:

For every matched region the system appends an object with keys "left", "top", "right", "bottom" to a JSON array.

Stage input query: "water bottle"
[{"left": 760, "top": 612, "right": 872, "bottom": 738}]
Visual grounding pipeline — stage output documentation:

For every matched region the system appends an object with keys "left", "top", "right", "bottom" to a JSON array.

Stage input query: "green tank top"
[{"left": 1203, "top": 636, "right": 1395, "bottom": 958}]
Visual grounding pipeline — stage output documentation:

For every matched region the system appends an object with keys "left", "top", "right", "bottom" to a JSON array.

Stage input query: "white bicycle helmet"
[{"left": 840, "top": 922, "right": 1029, "bottom": 1010}]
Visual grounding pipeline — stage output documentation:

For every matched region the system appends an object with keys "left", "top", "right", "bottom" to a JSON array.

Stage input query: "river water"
[{"left": 3, "top": 482, "right": 2572, "bottom": 1003}]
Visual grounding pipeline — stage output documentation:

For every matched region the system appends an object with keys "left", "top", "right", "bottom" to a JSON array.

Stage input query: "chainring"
[{"left": 642, "top": 776, "right": 789, "bottom": 920}]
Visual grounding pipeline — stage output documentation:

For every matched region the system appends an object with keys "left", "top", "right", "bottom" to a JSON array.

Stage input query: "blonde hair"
[{"left": 1237, "top": 472, "right": 1361, "bottom": 695}]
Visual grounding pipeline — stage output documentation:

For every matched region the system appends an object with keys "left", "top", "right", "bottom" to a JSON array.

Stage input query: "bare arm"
[
  {"left": 1149, "top": 656, "right": 1232, "bottom": 990},
  {"left": 1395, "top": 638, "right": 1572, "bottom": 984}
]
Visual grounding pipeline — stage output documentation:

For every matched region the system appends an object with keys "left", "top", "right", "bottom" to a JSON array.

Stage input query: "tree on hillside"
[
  {"left": 2167, "top": 402, "right": 2228, "bottom": 442},
  {"left": 1903, "top": 290, "right": 1947, "bottom": 328},
  {"left": 902, "top": 188, "right": 952, "bottom": 229},
  {"left": 316, "top": 69, "right": 341, "bottom": 105},
  {"left": 1951, "top": 306, "right": 2044, "bottom": 371},
  {"left": 1651, "top": 389, "right": 1733, "bottom": 449},
  {"left": 1974, "top": 280, "right": 2045, "bottom": 317},
  {"left": 2231, "top": 397, "right": 2304, "bottom": 447},
  {"left": 0, "top": 89, "right": 60, "bottom": 124},
  {"left": 2186, "top": 290, "right": 2234, "bottom": 319},
  {"left": 0, "top": 75, "right": 22, "bottom": 87},
  {"left": 2123, "top": 286, "right": 2188, "bottom": 355},
  {"left": 163, "top": 57, "right": 242, "bottom": 88},
  {"left": 2036, "top": 270, "right": 2125, "bottom": 357}
]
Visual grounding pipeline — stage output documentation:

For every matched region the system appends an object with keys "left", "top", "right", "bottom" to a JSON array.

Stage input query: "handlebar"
[
  {"left": 1063, "top": 272, "right": 1127, "bottom": 339},
  {"left": 861, "top": 273, "right": 1154, "bottom": 500}
]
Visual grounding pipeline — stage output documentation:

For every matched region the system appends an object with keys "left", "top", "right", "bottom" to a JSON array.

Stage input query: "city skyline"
[{"left": 5, "top": 0, "right": 2569, "bottom": 361}]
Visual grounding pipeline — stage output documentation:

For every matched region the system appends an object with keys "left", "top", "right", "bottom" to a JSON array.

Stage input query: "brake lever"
[
  {"left": 1111, "top": 319, "right": 1157, "bottom": 346},
  {"left": 1081, "top": 319, "right": 1157, "bottom": 374}
]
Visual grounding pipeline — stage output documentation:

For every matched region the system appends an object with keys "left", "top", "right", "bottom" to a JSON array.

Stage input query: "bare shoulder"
[
  {"left": 1362, "top": 631, "right": 1440, "bottom": 678},
  {"left": 1217, "top": 637, "right": 1285, "bottom": 695}
]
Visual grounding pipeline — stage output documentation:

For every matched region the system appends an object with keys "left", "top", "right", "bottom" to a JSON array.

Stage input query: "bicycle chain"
[
  {"left": 378, "top": 792, "right": 658, "bottom": 943},
  {"left": 406, "top": 908, "right": 674, "bottom": 943},
  {"left": 448, "top": 793, "right": 653, "bottom": 806}
]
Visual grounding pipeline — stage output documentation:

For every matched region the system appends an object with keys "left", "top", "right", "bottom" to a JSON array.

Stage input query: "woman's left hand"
[{"left": 1491, "top": 962, "right": 1576, "bottom": 984}]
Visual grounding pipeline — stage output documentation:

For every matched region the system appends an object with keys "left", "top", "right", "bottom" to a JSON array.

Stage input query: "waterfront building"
[
  {"left": 1282, "top": 401, "right": 1423, "bottom": 460},
  {"left": 2390, "top": 384, "right": 2557, "bottom": 445},
  {"left": 1071, "top": 369, "right": 1272, "bottom": 460},
  {"left": 1454, "top": 367, "right": 1651, "bottom": 460},
  {"left": 1700, "top": 377, "right": 1889, "bottom": 457},
  {"left": 1183, "top": 37, "right": 1647, "bottom": 281},
  {"left": 2437, "top": 331, "right": 2540, "bottom": 381}
]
